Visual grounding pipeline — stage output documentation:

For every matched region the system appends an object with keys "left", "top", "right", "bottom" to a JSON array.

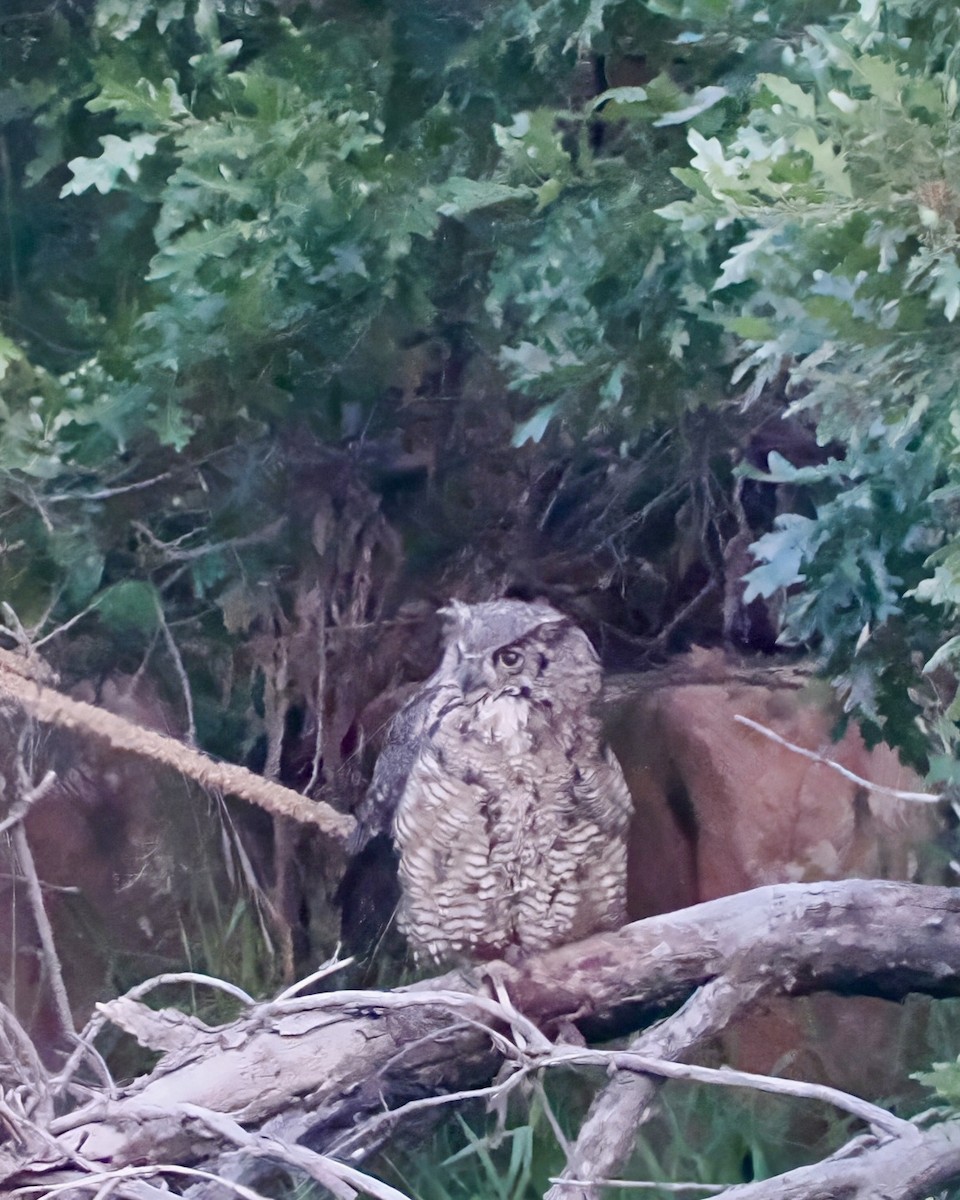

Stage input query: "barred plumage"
[{"left": 354, "top": 599, "right": 632, "bottom": 964}]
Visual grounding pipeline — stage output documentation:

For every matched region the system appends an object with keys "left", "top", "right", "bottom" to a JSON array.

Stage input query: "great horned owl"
[{"left": 352, "top": 599, "right": 632, "bottom": 965}]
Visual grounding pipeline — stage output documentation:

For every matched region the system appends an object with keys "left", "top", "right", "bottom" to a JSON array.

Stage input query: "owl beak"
[{"left": 454, "top": 657, "right": 496, "bottom": 697}]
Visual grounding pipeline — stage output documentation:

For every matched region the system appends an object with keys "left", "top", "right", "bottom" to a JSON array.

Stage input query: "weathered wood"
[
  {"left": 541, "top": 879, "right": 960, "bottom": 1200},
  {"left": 549, "top": 1123, "right": 960, "bottom": 1200},
  {"left": 0, "top": 647, "right": 356, "bottom": 843},
  {"left": 718, "top": 1119, "right": 960, "bottom": 1200},
  {"left": 3, "top": 878, "right": 959, "bottom": 1199}
]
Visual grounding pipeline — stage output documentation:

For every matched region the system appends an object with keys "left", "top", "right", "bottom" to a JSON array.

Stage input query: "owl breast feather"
[
  {"left": 391, "top": 693, "right": 627, "bottom": 963},
  {"left": 356, "top": 601, "right": 630, "bottom": 964}
]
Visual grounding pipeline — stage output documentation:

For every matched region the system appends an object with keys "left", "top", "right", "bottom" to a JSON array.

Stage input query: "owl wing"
[
  {"left": 572, "top": 744, "right": 633, "bottom": 834},
  {"left": 349, "top": 677, "right": 460, "bottom": 854}
]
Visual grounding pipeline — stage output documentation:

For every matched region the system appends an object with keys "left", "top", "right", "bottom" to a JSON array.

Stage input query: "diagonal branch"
[
  {"left": 733, "top": 714, "right": 941, "bottom": 804},
  {"left": 0, "top": 879, "right": 951, "bottom": 1188},
  {"left": 0, "top": 648, "right": 355, "bottom": 844}
]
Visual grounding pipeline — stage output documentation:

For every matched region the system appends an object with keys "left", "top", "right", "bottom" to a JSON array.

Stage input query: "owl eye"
[{"left": 494, "top": 647, "right": 524, "bottom": 670}]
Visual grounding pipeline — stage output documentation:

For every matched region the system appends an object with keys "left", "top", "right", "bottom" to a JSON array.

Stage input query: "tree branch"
[
  {"left": 2, "top": 879, "right": 958, "bottom": 1199},
  {"left": 733, "top": 714, "right": 942, "bottom": 804},
  {"left": 0, "top": 647, "right": 356, "bottom": 844},
  {"left": 716, "top": 1119, "right": 960, "bottom": 1200}
]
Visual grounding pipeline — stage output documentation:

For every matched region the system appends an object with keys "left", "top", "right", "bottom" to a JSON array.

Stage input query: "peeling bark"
[{"left": 2, "top": 879, "right": 960, "bottom": 1199}]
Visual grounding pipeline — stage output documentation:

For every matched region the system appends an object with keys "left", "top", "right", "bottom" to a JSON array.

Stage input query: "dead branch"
[
  {"left": 543, "top": 975, "right": 763, "bottom": 1200},
  {"left": 8, "top": 737, "right": 72, "bottom": 1041},
  {"left": 541, "top": 870, "right": 960, "bottom": 1200},
  {"left": 10, "top": 823, "right": 72, "bottom": 1043},
  {"left": 0, "top": 647, "right": 356, "bottom": 844},
  {"left": 540, "top": 1045, "right": 914, "bottom": 1138},
  {"left": 551, "top": 1181, "right": 726, "bottom": 1194},
  {"left": 712, "top": 1120, "right": 960, "bottom": 1200},
  {"left": 44, "top": 470, "right": 174, "bottom": 506},
  {"left": 1, "top": 879, "right": 959, "bottom": 1200},
  {"left": 533, "top": 989, "right": 717, "bottom": 1195},
  {"left": 733, "top": 713, "right": 942, "bottom": 804},
  {"left": 548, "top": 1120, "right": 960, "bottom": 1199},
  {"left": 603, "top": 653, "right": 811, "bottom": 703},
  {"left": 131, "top": 518, "right": 287, "bottom": 564},
  {"left": 152, "top": 594, "right": 197, "bottom": 747}
]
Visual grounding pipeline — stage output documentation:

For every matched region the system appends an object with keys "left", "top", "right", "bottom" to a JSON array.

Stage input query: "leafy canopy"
[{"left": 3, "top": 0, "right": 960, "bottom": 781}]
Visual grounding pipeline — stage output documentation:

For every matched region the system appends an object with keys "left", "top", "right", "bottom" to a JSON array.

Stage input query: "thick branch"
[
  {"left": 540, "top": 875, "right": 960, "bottom": 1199},
  {"left": 2, "top": 878, "right": 957, "bottom": 1194},
  {"left": 501, "top": 877, "right": 960, "bottom": 1032},
  {"left": 550, "top": 1120, "right": 960, "bottom": 1200},
  {"left": 0, "top": 648, "right": 355, "bottom": 844},
  {"left": 544, "top": 976, "right": 764, "bottom": 1200},
  {"left": 717, "top": 1119, "right": 960, "bottom": 1200}
]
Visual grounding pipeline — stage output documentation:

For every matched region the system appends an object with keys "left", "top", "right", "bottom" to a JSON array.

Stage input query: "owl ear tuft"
[
  {"left": 439, "top": 599, "right": 470, "bottom": 628},
  {"left": 530, "top": 614, "right": 572, "bottom": 641}
]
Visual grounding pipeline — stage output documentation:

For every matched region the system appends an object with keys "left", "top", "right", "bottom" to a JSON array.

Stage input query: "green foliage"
[
  {"left": 3, "top": 0, "right": 959, "bottom": 787},
  {"left": 371, "top": 1096, "right": 558, "bottom": 1200},
  {"left": 1, "top": 0, "right": 732, "bottom": 749},
  {"left": 651, "top": 0, "right": 960, "bottom": 769},
  {"left": 2, "top": 0, "right": 959, "bottom": 795},
  {"left": 914, "top": 1056, "right": 960, "bottom": 1108}
]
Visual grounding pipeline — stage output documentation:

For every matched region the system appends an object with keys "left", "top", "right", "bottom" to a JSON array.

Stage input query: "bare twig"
[
  {"left": 550, "top": 1182, "right": 726, "bottom": 1194},
  {"left": 182, "top": 1101, "right": 417, "bottom": 1200},
  {"left": 0, "top": 871, "right": 79, "bottom": 893},
  {"left": 304, "top": 605, "right": 326, "bottom": 795},
  {"left": 652, "top": 580, "right": 720, "bottom": 649},
  {"left": 0, "top": 602, "right": 33, "bottom": 651},
  {"left": 212, "top": 792, "right": 277, "bottom": 952},
  {"left": 8, "top": 740, "right": 72, "bottom": 1042},
  {"left": 330, "top": 1062, "right": 541, "bottom": 1160},
  {"left": 0, "top": 1001, "right": 51, "bottom": 1107},
  {"left": 0, "top": 1095, "right": 29, "bottom": 1150},
  {"left": 12, "top": 1163, "right": 274, "bottom": 1200},
  {"left": 733, "top": 714, "right": 942, "bottom": 803},
  {"left": 98, "top": 968, "right": 257, "bottom": 1014},
  {"left": 261, "top": 634, "right": 289, "bottom": 783},
  {"left": 272, "top": 951, "right": 355, "bottom": 1001},
  {"left": 32, "top": 598, "right": 106, "bottom": 651},
  {"left": 11, "top": 824, "right": 73, "bottom": 1040},
  {"left": 534, "top": 1079, "right": 574, "bottom": 1159},
  {"left": 268, "top": 985, "right": 554, "bottom": 1054},
  {"left": 612, "top": 476, "right": 688, "bottom": 540},
  {"left": 44, "top": 472, "right": 173, "bottom": 505},
  {"left": 0, "top": 768, "right": 56, "bottom": 836},
  {"left": 152, "top": 594, "right": 197, "bottom": 746},
  {"left": 542, "top": 1045, "right": 915, "bottom": 1140},
  {"left": 132, "top": 518, "right": 287, "bottom": 563}
]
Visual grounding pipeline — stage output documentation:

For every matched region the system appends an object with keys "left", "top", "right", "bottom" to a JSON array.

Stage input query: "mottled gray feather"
[{"left": 355, "top": 598, "right": 632, "bottom": 963}]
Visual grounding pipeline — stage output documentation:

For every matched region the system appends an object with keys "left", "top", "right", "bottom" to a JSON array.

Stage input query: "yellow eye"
[{"left": 495, "top": 647, "right": 524, "bottom": 670}]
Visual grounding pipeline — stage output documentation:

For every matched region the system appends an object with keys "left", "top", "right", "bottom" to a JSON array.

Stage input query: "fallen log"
[{"left": 3, "top": 879, "right": 960, "bottom": 1199}]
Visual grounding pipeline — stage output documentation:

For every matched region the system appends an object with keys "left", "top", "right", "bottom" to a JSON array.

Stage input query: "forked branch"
[{"left": 1, "top": 880, "right": 959, "bottom": 1200}]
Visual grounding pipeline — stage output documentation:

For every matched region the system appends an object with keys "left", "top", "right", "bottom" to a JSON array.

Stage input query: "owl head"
[{"left": 436, "top": 598, "right": 601, "bottom": 706}]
